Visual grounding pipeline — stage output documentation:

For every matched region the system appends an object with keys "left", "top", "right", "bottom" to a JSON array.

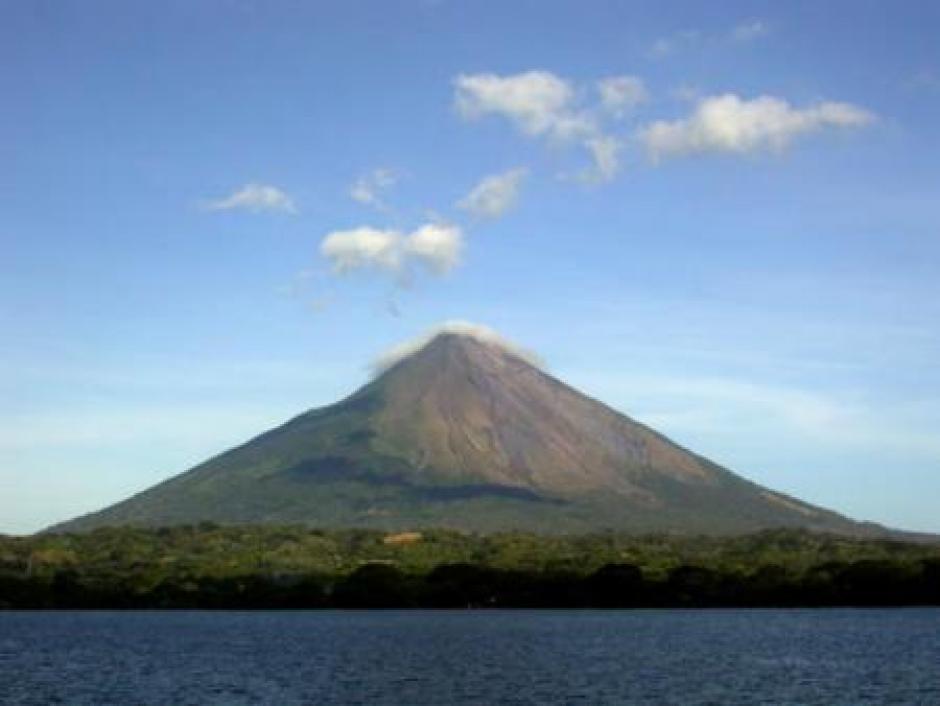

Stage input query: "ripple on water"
[{"left": 0, "top": 609, "right": 938, "bottom": 706}]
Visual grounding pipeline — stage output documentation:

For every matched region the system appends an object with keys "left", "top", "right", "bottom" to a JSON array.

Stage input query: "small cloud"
[
  {"left": 404, "top": 223, "right": 463, "bottom": 274},
  {"left": 647, "top": 30, "right": 700, "bottom": 59},
  {"left": 454, "top": 70, "right": 579, "bottom": 140},
  {"left": 349, "top": 168, "right": 399, "bottom": 210},
  {"left": 277, "top": 268, "right": 319, "bottom": 299},
  {"left": 278, "top": 270, "right": 334, "bottom": 314},
  {"left": 597, "top": 75, "right": 648, "bottom": 118},
  {"left": 639, "top": 93, "right": 875, "bottom": 161},
  {"left": 580, "top": 136, "right": 622, "bottom": 183},
  {"left": 457, "top": 168, "right": 528, "bottom": 219},
  {"left": 671, "top": 83, "right": 703, "bottom": 103},
  {"left": 904, "top": 69, "right": 940, "bottom": 92},
  {"left": 731, "top": 20, "right": 770, "bottom": 43},
  {"left": 649, "top": 20, "right": 769, "bottom": 58},
  {"left": 320, "top": 222, "right": 463, "bottom": 278},
  {"left": 309, "top": 294, "right": 332, "bottom": 314},
  {"left": 453, "top": 70, "right": 624, "bottom": 182},
  {"left": 320, "top": 227, "right": 404, "bottom": 273},
  {"left": 204, "top": 183, "right": 297, "bottom": 214},
  {"left": 648, "top": 38, "right": 672, "bottom": 59}
]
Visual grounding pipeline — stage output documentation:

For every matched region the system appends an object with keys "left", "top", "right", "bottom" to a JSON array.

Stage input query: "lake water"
[{"left": 1, "top": 609, "right": 938, "bottom": 705}]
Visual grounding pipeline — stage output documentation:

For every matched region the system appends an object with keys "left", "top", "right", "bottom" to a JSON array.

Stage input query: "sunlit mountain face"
[{"left": 53, "top": 330, "right": 874, "bottom": 535}]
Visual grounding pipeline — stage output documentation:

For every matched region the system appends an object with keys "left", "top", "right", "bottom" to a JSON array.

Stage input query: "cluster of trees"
[
  {"left": 1, "top": 525, "right": 937, "bottom": 609},
  {"left": 2, "top": 557, "right": 938, "bottom": 610}
]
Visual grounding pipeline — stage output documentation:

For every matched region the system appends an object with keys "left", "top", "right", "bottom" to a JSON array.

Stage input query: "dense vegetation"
[{"left": 1, "top": 525, "right": 937, "bottom": 609}]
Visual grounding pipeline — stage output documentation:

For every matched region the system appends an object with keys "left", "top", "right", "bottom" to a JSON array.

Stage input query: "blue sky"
[{"left": 2, "top": 0, "right": 939, "bottom": 534}]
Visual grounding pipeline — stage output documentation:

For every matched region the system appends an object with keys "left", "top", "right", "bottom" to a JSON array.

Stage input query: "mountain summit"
[{"left": 54, "top": 327, "right": 869, "bottom": 534}]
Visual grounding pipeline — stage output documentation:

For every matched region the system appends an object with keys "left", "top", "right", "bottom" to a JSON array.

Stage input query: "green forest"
[{"left": 1, "top": 525, "right": 938, "bottom": 609}]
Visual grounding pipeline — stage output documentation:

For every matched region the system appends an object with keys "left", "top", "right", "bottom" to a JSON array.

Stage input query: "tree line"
[{"left": 1, "top": 525, "right": 937, "bottom": 609}]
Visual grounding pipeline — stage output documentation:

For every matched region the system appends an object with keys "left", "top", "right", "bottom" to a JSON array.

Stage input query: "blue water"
[{"left": 1, "top": 609, "right": 938, "bottom": 705}]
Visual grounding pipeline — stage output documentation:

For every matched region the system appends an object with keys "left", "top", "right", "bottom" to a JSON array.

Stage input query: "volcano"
[{"left": 53, "top": 327, "right": 871, "bottom": 534}]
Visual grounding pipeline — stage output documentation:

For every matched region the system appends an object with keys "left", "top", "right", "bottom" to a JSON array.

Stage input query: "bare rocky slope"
[{"left": 52, "top": 332, "right": 877, "bottom": 535}]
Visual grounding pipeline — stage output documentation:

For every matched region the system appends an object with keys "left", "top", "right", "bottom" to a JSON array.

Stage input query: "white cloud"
[
  {"left": 372, "top": 320, "right": 543, "bottom": 375},
  {"left": 453, "top": 70, "right": 621, "bottom": 182},
  {"left": 404, "top": 223, "right": 463, "bottom": 273},
  {"left": 320, "top": 223, "right": 463, "bottom": 277},
  {"left": 731, "top": 20, "right": 770, "bottom": 42},
  {"left": 204, "top": 183, "right": 297, "bottom": 214},
  {"left": 454, "top": 71, "right": 579, "bottom": 139},
  {"left": 349, "top": 168, "right": 398, "bottom": 209},
  {"left": 597, "top": 75, "right": 648, "bottom": 118},
  {"left": 639, "top": 93, "right": 875, "bottom": 161},
  {"left": 320, "top": 227, "right": 404, "bottom": 273},
  {"left": 457, "top": 168, "right": 528, "bottom": 219}
]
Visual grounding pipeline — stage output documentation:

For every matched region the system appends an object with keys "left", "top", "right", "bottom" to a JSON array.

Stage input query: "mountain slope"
[{"left": 52, "top": 331, "right": 871, "bottom": 534}]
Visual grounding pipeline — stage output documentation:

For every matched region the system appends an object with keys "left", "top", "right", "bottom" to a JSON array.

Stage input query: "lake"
[{"left": 1, "top": 609, "right": 938, "bottom": 705}]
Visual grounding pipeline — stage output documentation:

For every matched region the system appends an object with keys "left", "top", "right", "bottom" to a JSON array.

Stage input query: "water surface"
[{"left": 1, "top": 609, "right": 938, "bottom": 705}]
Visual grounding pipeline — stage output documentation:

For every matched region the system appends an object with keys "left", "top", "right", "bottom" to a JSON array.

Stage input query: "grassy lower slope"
[{"left": 51, "top": 473, "right": 868, "bottom": 536}]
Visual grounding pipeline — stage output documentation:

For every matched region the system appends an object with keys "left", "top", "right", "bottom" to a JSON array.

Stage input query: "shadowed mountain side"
[{"left": 51, "top": 332, "right": 874, "bottom": 535}]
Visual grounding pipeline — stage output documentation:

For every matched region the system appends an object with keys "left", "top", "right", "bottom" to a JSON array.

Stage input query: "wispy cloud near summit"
[{"left": 371, "top": 320, "right": 543, "bottom": 375}]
